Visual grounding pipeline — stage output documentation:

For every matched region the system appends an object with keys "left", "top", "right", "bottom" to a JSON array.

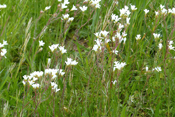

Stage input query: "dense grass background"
[{"left": 1, "top": 0, "right": 175, "bottom": 116}]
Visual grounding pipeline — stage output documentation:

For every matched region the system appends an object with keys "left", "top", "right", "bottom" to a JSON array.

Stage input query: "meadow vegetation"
[{"left": 1, "top": 0, "right": 175, "bottom": 116}]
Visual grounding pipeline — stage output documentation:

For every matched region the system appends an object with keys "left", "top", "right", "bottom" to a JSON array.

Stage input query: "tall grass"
[{"left": 0, "top": 0, "right": 175, "bottom": 116}]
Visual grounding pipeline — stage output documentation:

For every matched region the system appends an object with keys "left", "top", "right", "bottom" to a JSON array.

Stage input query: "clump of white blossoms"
[
  {"left": 49, "top": 44, "right": 59, "bottom": 52},
  {"left": 62, "top": 14, "right": 69, "bottom": 20},
  {"left": 155, "top": 11, "right": 159, "bottom": 16},
  {"left": 119, "top": 6, "right": 131, "bottom": 18},
  {"left": 130, "top": 4, "right": 137, "bottom": 11},
  {"left": 68, "top": 17, "right": 74, "bottom": 22},
  {"left": 135, "top": 34, "right": 141, "bottom": 40},
  {"left": 152, "top": 66, "right": 162, "bottom": 72},
  {"left": 59, "top": 46, "right": 67, "bottom": 54},
  {"left": 0, "top": 40, "right": 8, "bottom": 58},
  {"left": 144, "top": 9, "right": 149, "bottom": 15},
  {"left": 44, "top": 6, "right": 51, "bottom": 11},
  {"left": 111, "top": 13, "right": 121, "bottom": 23},
  {"left": 153, "top": 33, "right": 160, "bottom": 40},
  {"left": 79, "top": 6, "right": 88, "bottom": 12},
  {"left": 113, "top": 61, "right": 126, "bottom": 71},
  {"left": 158, "top": 42, "right": 163, "bottom": 50},
  {"left": 39, "top": 40, "right": 45, "bottom": 47},
  {"left": 168, "top": 40, "right": 175, "bottom": 51},
  {"left": 22, "top": 71, "right": 44, "bottom": 89},
  {"left": 112, "top": 30, "right": 127, "bottom": 44},
  {"left": 45, "top": 68, "right": 65, "bottom": 78},
  {"left": 89, "top": 0, "right": 101, "bottom": 9},
  {"left": 71, "top": 5, "right": 77, "bottom": 11},
  {"left": 160, "top": 4, "right": 167, "bottom": 15},
  {"left": 60, "top": 0, "right": 70, "bottom": 9},
  {"left": 146, "top": 66, "right": 149, "bottom": 72},
  {"left": 92, "top": 30, "right": 111, "bottom": 52},
  {"left": 92, "top": 38, "right": 102, "bottom": 52},
  {"left": 112, "top": 49, "right": 118, "bottom": 55},
  {"left": 0, "top": 4, "right": 7, "bottom": 9},
  {"left": 65, "top": 58, "right": 78, "bottom": 66},
  {"left": 51, "top": 82, "right": 60, "bottom": 92}
]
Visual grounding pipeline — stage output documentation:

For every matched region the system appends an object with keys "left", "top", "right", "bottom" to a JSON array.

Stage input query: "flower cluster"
[
  {"left": 22, "top": 71, "right": 43, "bottom": 89},
  {"left": 152, "top": 66, "right": 162, "bottom": 72},
  {"left": 158, "top": 39, "right": 163, "bottom": 50},
  {"left": 49, "top": 44, "right": 67, "bottom": 54},
  {"left": 135, "top": 34, "right": 141, "bottom": 40},
  {"left": 113, "top": 61, "right": 126, "bottom": 71},
  {"left": 65, "top": 58, "right": 78, "bottom": 66},
  {"left": 22, "top": 68, "right": 65, "bottom": 91},
  {"left": 89, "top": 0, "right": 101, "bottom": 9},
  {"left": 92, "top": 30, "right": 111, "bottom": 52},
  {"left": 59, "top": 0, "right": 70, "bottom": 9},
  {"left": 153, "top": 33, "right": 161, "bottom": 40},
  {"left": 119, "top": 6, "right": 131, "bottom": 18},
  {"left": 168, "top": 40, "right": 175, "bottom": 51},
  {"left": 0, "top": 40, "right": 8, "bottom": 58},
  {"left": 0, "top": 4, "right": 7, "bottom": 9},
  {"left": 51, "top": 82, "right": 60, "bottom": 92},
  {"left": 62, "top": 14, "right": 74, "bottom": 22}
]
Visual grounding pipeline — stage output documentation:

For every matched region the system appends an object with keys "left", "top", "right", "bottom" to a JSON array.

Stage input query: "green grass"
[{"left": 1, "top": 0, "right": 175, "bottom": 116}]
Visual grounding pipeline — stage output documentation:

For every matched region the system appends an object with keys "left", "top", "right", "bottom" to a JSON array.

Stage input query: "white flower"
[
  {"left": 62, "top": 14, "right": 69, "bottom": 20},
  {"left": 59, "top": 46, "right": 67, "bottom": 54},
  {"left": 168, "top": 9, "right": 172, "bottom": 14},
  {"left": 153, "top": 33, "right": 160, "bottom": 39},
  {"left": 152, "top": 67, "right": 162, "bottom": 72},
  {"left": 94, "top": 32, "right": 101, "bottom": 38},
  {"left": 71, "top": 5, "right": 77, "bottom": 11},
  {"left": 112, "top": 80, "right": 117, "bottom": 85},
  {"left": 144, "top": 9, "right": 149, "bottom": 15},
  {"left": 32, "top": 83, "right": 40, "bottom": 89},
  {"left": 22, "top": 80, "right": 26, "bottom": 86},
  {"left": 68, "top": 17, "right": 74, "bottom": 22},
  {"left": 58, "top": 0, "right": 62, "bottom": 1},
  {"left": 161, "top": 8, "right": 167, "bottom": 15},
  {"left": 111, "top": 14, "right": 121, "bottom": 23},
  {"left": 118, "top": 23, "right": 124, "bottom": 30},
  {"left": 129, "top": 95, "right": 134, "bottom": 103},
  {"left": 130, "top": 4, "right": 137, "bottom": 11},
  {"left": 89, "top": 0, "right": 101, "bottom": 8},
  {"left": 51, "top": 82, "right": 60, "bottom": 92},
  {"left": 160, "top": 4, "right": 165, "bottom": 10},
  {"left": 155, "top": 11, "right": 159, "bottom": 16},
  {"left": 171, "top": 8, "right": 175, "bottom": 15},
  {"left": 126, "top": 17, "right": 130, "bottom": 25},
  {"left": 1, "top": 49, "right": 7, "bottom": 56},
  {"left": 113, "top": 61, "right": 126, "bottom": 71},
  {"left": 65, "top": 58, "right": 78, "bottom": 66},
  {"left": 92, "top": 44, "right": 101, "bottom": 52},
  {"left": 44, "top": 6, "right": 51, "bottom": 11},
  {"left": 168, "top": 41, "right": 175, "bottom": 51},
  {"left": 120, "top": 6, "right": 130, "bottom": 17},
  {"left": 146, "top": 66, "right": 148, "bottom": 72},
  {"left": 100, "top": 30, "right": 109, "bottom": 37},
  {"left": 49, "top": 44, "right": 59, "bottom": 52},
  {"left": 112, "top": 49, "right": 118, "bottom": 55},
  {"left": 79, "top": 6, "right": 88, "bottom": 12},
  {"left": 64, "top": 0, "right": 70, "bottom": 5},
  {"left": 3, "top": 40, "right": 8, "bottom": 46},
  {"left": 61, "top": 3, "right": 67, "bottom": 9},
  {"left": 28, "top": 80, "right": 34, "bottom": 85},
  {"left": 39, "top": 40, "right": 45, "bottom": 47},
  {"left": 0, "top": 4, "right": 7, "bottom": 9},
  {"left": 158, "top": 43, "right": 163, "bottom": 50},
  {"left": 58, "top": 69, "right": 65, "bottom": 76},
  {"left": 136, "top": 34, "right": 141, "bottom": 40}
]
